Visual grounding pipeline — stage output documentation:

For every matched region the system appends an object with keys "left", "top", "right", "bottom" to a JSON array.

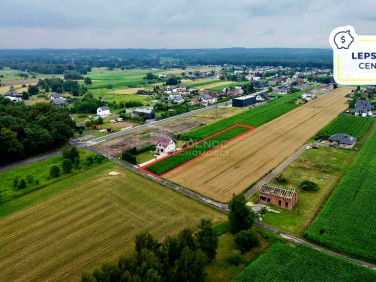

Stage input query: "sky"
[{"left": 0, "top": 0, "right": 375, "bottom": 49}]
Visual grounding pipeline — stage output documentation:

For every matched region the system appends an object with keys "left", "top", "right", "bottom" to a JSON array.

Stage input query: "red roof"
[{"left": 153, "top": 136, "right": 173, "bottom": 148}]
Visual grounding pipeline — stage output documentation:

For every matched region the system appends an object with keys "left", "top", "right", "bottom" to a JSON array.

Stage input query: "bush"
[
  {"left": 97, "top": 117, "right": 103, "bottom": 124},
  {"left": 26, "top": 174, "right": 34, "bottom": 183},
  {"left": 50, "top": 165, "right": 60, "bottom": 178},
  {"left": 227, "top": 250, "right": 243, "bottom": 266},
  {"left": 62, "top": 158, "right": 72, "bottom": 173},
  {"left": 94, "top": 155, "right": 104, "bottom": 163},
  {"left": 86, "top": 156, "right": 94, "bottom": 165},
  {"left": 300, "top": 180, "right": 319, "bottom": 191},
  {"left": 275, "top": 173, "right": 287, "bottom": 184},
  {"left": 234, "top": 229, "right": 259, "bottom": 253},
  {"left": 73, "top": 157, "right": 80, "bottom": 169},
  {"left": 18, "top": 179, "right": 26, "bottom": 189},
  {"left": 13, "top": 177, "right": 18, "bottom": 187},
  {"left": 121, "top": 151, "right": 137, "bottom": 165}
]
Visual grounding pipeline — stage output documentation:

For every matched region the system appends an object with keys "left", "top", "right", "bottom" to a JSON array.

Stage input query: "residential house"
[
  {"left": 5, "top": 96, "right": 22, "bottom": 102},
  {"left": 259, "top": 183, "right": 297, "bottom": 209},
  {"left": 170, "top": 94, "right": 184, "bottom": 105},
  {"left": 301, "top": 91, "right": 315, "bottom": 102},
  {"left": 256, "top": 92, "right": 269, "bottom": 102},
  {"left": 50, "top": 97, "right": 66, "bottom": 106},
  {"left": 165, "top": 85, "right": 176, "bottom": 94},
  {"left": 198, "top": 89, "right": 212, "bottom": 96},
  {"left": 328, "top": 133, "right": 357, "bottom": 149},
  {"left": 274, "top": 87, "right": 289, "bottom": 95},
  {"left": 153, "top": 136, "right": 176, "bottom": 155},
  {"left": 5, "top": 90, "right": 19, "bottom": 97},
  {"left": 97, "top": 106, "right": 111, "bottom": 116},
  {"left": 252, "top": 80, "right": 266, "bottom": 88},
  {"left": 187, "top": 74, "right": 197, "bottom": 80},
  {"left": 50, "top": 93, "right": 63, "bottom": 100},
  {"left": 200, "top": 94, "right": 217, "bottom": 106},
  {"left": 176, "top": 85, "right": 187, "bottom": 93},
  {"left": 188, "top": 97, "right": 199, "bottom": 105},
  {"left": 355, "top": 100, "right": 372, "bottom": 117}
]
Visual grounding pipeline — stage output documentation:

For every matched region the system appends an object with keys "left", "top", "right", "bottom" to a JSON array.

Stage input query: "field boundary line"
[{"left": 139, "top": 124, "right": 255, "bottom": 178}]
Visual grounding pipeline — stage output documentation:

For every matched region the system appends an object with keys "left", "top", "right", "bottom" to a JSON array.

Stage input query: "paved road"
[
  {"left": 84, "top": 101, "right": 230, "bottom": 146},
  {"left": 244, "top": 145, "right": 307, "bottom": 199},
  {"left": 0, "top": 150, "right": 63, "bottom": 173}
]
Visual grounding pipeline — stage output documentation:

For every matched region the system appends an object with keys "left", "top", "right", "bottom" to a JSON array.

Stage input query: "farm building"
[
  {"left": 232, "top": 94, "right": 256, "bottom": 107},
  {"left": 354, "top": 100, "right": 372, "bottom": 117},
  {"left": 50, "top": 97, "right": 66, "bottom": 106},
  {"left": 259, "top": 183, "right": 297, "bottom": 209},
  {"left": 50, "top": 93, "right": 63, "bottom": 100},
  {"left": 97, "top": 106, "right": 111, "bottom": 116},
  {"left": 301, "top": 91, "right": 315, "bottom": 101},
  {"left": 133, "top": 108, "right": 155, "bottom": 120},
  {"left": 328, "top": 133, "right": 357, "bottom": 149},
  {"left": 153, "top": 136, "right": 176, "bottom": 155},
  {"left": 5, "top": 90, "right": 19, "bottom": 97}
]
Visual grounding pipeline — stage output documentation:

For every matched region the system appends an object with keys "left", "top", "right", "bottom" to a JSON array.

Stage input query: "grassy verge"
[{"left": 0, "top": 150, "right": 101, "bottom": 204}]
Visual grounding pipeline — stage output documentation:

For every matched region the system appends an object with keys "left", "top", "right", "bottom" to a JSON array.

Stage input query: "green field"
[
  {"left": 305, "top": 126, "right": 376, "bottom": 262},
  {"left": 316, "top": 115, "right": 373, "bottom": 139},
  {"left": 182, "top": 91, "right": 302, "bottom": 140},
  {"left": 234, "top": 244, "right": 376, "bottom": 282},
  {"left": 0, "top": 150, "right": 99, "bottom": 206},
  {"left": 254, "top": 146, "right": 356, "bottom": 237},
  {"left": 145, "top": 125, "right": 250, "bottom": 175},
  {"left": 0, "top": 161, "right": 226, "bottom": 281}
]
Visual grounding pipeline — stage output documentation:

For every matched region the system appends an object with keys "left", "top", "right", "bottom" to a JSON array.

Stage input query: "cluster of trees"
[
  {"left": 0, "top": 49, "right": 332, "bottom": 74},
  {"left": 121, "top": 145, "right": 155, "bottom": 165},
  {"left": 0, "top": 98, "right": 75, "bottom": 165},
  {"left": 300, "top": 180, "right": 319, "bottom": 191},
  {"left": 13, "top": 174, "right": 38, "bottom": 190},
  {"left": 228, "top": 194, "right": 259, "bottom": 254},
  {"left": 36, "top": 78, "right": 87, "bottom": 96},
  {"left": 70, "top": 93, "right": 105, "bottom": 114},
  {"left": 63, "top": 70, "right": 84, "bottom": 80},
  {"left": 49, "top": 147, "right": 104, "bottom": 178},
  {"left": 82, "top": 219, "right": 218, "bottom": 282}
]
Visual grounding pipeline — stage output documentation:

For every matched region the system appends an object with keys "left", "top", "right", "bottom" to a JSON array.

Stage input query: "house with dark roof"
[
  {"left": 5, "top": 90, "right": 19, "bottom": 97},
  {"left": 256, "top": 92, "right": 269, "bottom": 102},
  {"left": 50, "top": 93, "right": 63, "bottom": 100},
  {"left": 354, "top": 100, "right": 372, "bottom": 117},
  {"left": 50, "top": 97, "right": 66, "bottom": 106},
  {"left": 133, "top": 108, "right": 155, "bottom": 120},
  {"left": 153, "top": 136, "right": 176, "bottom": 155},
  {"left": 97, "top": 106, "right": 110, "bottom": 116},
  {"left": 328, "top": 133, "right": 357, "bottom": 149}
]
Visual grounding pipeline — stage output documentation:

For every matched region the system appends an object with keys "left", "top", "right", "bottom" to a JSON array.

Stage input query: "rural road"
[
  {"left": 0, "top": 101, "right": 230, "bottom": 172},
  {"left": 89, "top": 147, "right": 376, "bottom": 272},
  {"left": 84, "top": 100, "right": 231, "bottom": 146},
  {"left": 243, "top": 145, "right": 307, "bottom": 199}
]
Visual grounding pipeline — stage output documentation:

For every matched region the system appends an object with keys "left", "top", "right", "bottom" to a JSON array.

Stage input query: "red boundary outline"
[{"left": 139, "top": 123, "right": 255, "bottom": 178}]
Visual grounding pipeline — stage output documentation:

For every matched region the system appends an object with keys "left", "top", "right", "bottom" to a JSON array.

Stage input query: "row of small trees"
[{"left": 82, "top": 219, "right": 218, "bottom": 282}]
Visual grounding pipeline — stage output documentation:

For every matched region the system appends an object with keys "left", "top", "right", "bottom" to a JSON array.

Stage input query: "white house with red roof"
[{"left": 153, "top": 136, "right": 176, "bottom": 155}]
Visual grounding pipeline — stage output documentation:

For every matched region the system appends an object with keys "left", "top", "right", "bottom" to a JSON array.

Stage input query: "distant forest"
[{"left": 0, "top": 48, "right": 332, "bottom": 74}]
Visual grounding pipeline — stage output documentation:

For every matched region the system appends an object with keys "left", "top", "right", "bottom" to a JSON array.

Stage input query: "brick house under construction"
[{"left": 259, "top": 183, "right": 297, "bottom": 209}]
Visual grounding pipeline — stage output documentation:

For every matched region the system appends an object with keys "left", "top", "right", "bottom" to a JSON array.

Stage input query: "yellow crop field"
[
  {"left": 166, "top": 88, "right": 351, "bottom": 202},
  {"left": 0, "top": 162, "right": 225, "bottom": 281}
]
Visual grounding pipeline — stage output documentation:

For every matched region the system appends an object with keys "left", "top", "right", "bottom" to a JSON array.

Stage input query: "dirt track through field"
[{"left": 166, "top": 88, "right": 352, "bottom": 202}]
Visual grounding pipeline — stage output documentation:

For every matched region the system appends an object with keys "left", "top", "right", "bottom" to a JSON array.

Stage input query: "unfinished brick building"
[{"left": 259, "top": 183, "right": 297, "bottom": 209}]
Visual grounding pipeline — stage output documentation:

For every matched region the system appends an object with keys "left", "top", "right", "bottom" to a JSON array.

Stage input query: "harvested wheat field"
[
  {"left": 0, "top": 162, "right": 225, "bottom": 281},
  {"left": 166, "top": 88, "right": 352, "bottom": 202}
]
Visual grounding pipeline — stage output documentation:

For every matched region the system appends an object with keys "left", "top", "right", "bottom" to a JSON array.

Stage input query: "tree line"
[
  {"left": 82, "top": 219, "right": 219, "bottom": 282},
  {"left": 0, "top": 97, "right": 75, "bottom": 165}
]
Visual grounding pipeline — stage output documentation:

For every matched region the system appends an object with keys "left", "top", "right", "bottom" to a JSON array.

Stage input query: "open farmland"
[
  {"left": 0, "top": 162, "right": 225, "bottom": 281},
  {"left": 166, "top": 88, "right": 351, "bottom": 202},
  {"left": 143, "top": 124, "right": 253, "bottom": 176},
  {"left": 315, "top": 114, "right": 373, "bottom": 139},
  {"left": 182, "top": 91, "right": 302, "bottom": 141},
  {"left": 305, "top": 126, "right": 376, "bottom": 262},
  {"left": 234, "top": 244, "right": 376, "bottom": 282}
]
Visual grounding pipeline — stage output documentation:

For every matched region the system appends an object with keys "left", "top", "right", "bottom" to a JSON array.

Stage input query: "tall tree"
[
  {"left": 195, "top": 219, "right": 218, "bottom": 261},
  {"left": 228, "top": 194, "right": 254, "bottom": 234}
]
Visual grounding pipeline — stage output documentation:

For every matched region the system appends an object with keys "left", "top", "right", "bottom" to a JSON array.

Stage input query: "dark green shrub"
[{"left": 300, "top": 180, "right": 319, "bottom": 191}]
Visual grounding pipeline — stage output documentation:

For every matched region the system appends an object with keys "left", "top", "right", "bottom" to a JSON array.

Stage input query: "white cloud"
[{"left": 0, "top": 0, "right": 374, "bottom": 48}]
